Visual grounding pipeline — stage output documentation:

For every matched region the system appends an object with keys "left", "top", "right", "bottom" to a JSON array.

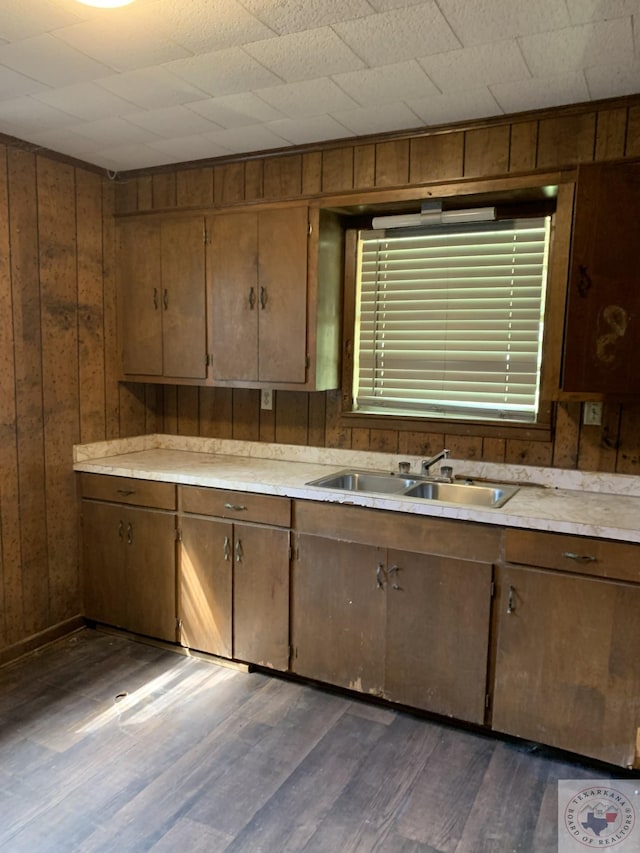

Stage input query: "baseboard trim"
[{"left": 0, "top": 616, "right": 86, "bottom": 668}]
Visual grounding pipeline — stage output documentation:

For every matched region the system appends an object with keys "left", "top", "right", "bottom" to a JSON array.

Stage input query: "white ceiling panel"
[
  {"left": 333, "top": 5, "right": 460, "bottom": 66},
  {"left": 244, "top": 28, "right": 365, "bottom": 82},
  {"left": 0, "top": 0, "right": 637, "bottom": 171},
  {"left": 332, "top": 61, "right": 439, "bottom": 106}
]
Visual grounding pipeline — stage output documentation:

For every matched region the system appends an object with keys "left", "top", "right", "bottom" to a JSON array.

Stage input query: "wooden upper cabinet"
[
  {"left": 562, "top": 161, "right": 640, "bottom": 394},
  {"left": 118, "top": 215, "right": 208, "bottom": 382},
  {"left": 208, "top": 205, "right": 343, "bottom": 390}
]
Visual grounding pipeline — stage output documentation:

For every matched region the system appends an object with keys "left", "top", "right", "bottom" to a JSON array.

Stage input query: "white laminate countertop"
[{"left": 73, "top": 434, "right": 640, "bottom": 544}]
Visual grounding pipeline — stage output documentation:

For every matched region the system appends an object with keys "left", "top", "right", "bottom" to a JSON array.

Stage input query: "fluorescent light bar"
[{"left": 371, "top": 206, "right": 496, "bottom": 229}]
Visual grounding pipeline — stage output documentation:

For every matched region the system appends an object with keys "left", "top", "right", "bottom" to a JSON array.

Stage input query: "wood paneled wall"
[{"left": 114, "top": 98, "right": 640, "bottom": 476}]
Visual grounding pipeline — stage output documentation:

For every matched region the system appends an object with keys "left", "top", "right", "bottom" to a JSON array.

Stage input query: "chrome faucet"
[{"left": 421, "top": 449, "right": 453, "bottom": 481}]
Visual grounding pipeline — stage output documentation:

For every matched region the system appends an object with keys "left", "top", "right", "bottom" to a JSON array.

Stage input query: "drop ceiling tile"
[
  {"left": 0, "top": 0, "right": 82, "bottom": 41},
  {"left": 0, "top": 34, "right": 115, "bottom": 87},
  {"left": 21, "top": 126, "right": 105, "bottom": 157},
  {"left": 150, "top": 0, "right": 276, "bottom": 52},
  {"left": 53, "top": 13, "right": 191, "bottom": 73},
  {"left": 0, "top": 67, "right": 49, "bottom": 100},
  {"left": 92, "top": 144, "right": 178, "bottom": 171},
  {"left": 330, "top": 101, "right": 422, "bottom": 135},
  {"left": 72, "top": 116, "right": 162, "bottom": 146},
  {"left": 566, "top": 0, "right": 640, "bottom": 24},
  {"left": 244, "top": 27, "right": 365, "bottom": 82},
  {"left": 406, "top": 87, "right": 501, "bottom": 124},
  {"left": 187, "top": 93, "right": 286, "bottom": 128},
  {"left": 333, "top": 60, "right": 439, "bottom": 106},
  {"left": 203, "top": 124, "right": 289, "bottom": 153},
  {"left": 165, "top": 49, "right": 282, "bottom": 97},
  {"left": 586, "top": 61, "right": 640, "bottom": 99},
  {"left": 266, "top": 114, "right": 353, "bottom": 144},
  {"left": 31, "top": 82, "right": 139, "bottom": 120},
  {"left": 239, "top": 0, "right": 374, "bottom": 35},
  {"left": 126, "top": 105, "right": 223, "bottom": 137},
  {"left": 146, "top": 134, "right": 232, "bottom": 161},
  {"left": 436, "top": 0, "right": 570, "bottom": 46},
  {"left": 0, "top": 95, "right": 78, "bottom": 132},
  {"left": 257, "top": 78, "right": 359, "bottom": 118},
  {"left": 491, "top": 71, "right": 591, "bottom": 113},
  {"left": 419, "top": 41, "right": 530, "bottom": 93},
  {"left": 333, "top": 4, "right": 460, "bottom": 66},
  {"left": 519, "top": 19, "right": 634, "bottom": 77},
  {"left": 98, "top": 68, "right": 208, "bottom": 109}
]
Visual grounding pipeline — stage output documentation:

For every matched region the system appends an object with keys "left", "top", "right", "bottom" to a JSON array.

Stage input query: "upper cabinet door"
[
  {"left": 161, "top": 217, "right": 207, "bottom": 380},
  {"left": 119, "top": 219, "right": 163, "bottom": 376},
  {"left": 209, "top": 211, "right": 259, "bottom": 382},
  {"left": 257, "top": 207, "right": 308, "bottom": 384},
  {"left": 563, "top": 162, "right": 640, "bottom": 394}
]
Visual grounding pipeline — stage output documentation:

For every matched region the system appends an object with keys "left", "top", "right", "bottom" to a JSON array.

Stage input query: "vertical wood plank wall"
[{"left": 114, "top": 98, "right": 640, "bottom": 476}]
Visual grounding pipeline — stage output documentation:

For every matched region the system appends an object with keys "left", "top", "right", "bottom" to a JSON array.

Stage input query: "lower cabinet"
[
  {"left": 492, "top": 563, "right": 640, "bottom": 769},
  {"left": 178, "top": 486, "right": 291, "bottom": 670},
  {"left": 291, "top": 503, "right": 496, "bottom": 725},
  {"left": 81, "top": 476, "right": 177, "bottom": 642}
]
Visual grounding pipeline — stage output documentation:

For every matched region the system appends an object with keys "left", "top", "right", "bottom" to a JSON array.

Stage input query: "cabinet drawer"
[
  {"left": 79, "top": 473, "right": 176, "bottom": 510},
  {"left": 505, "top": 528, "right": 640, "bottom": 583},
  {"left": 180, "top": 486, "right": 291, "bottom": 527}
]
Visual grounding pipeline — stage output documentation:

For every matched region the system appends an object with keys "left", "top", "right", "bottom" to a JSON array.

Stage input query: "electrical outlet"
[
  {"left": 583, "top": 401, "right": 603, "bottom": 426},
  {"left": 261, "top": 389, "right": 273, "bottom": 411}
]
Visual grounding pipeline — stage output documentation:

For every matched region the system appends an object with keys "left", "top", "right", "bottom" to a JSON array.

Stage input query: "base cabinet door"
[
  {"left": 492, "top": 565, "right": 640, "bottom": 768},
  {"left": 384, "top": 550, "right": 492, "bottom": 724},
  {"left": 83, "top": 500, "right": 129, "bottom": 630},
  {"left": 233, "top": 524, "right": 290, "bottom": 670},
  {"left": 292, "top": 535, "right": 386, "bottom": 694},
  {"left": 179, "top": 516, "right": 233, "bottom": 657}
]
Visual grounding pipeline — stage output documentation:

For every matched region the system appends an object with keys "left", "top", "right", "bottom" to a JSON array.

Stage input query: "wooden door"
[
  {"left": 493, "top": 565, "right": 640, "bottom": 768},
  {"left": 179, "top": 515, "right": 233, "bottom": 658},
  {"left": 209, "top": 212, "right": 259, "bottom": 381},
  {"left": 119, "top": 219, "right": 163, "bottom": 376},
  {"left": 233, "top": 524, "right": 290, "bottom": 670},
  {"left": 125, "top": 506, "right": 176, "bottom": 642},
  {"left": 563, "top": 161, "right": 640, "bottom": 393},
  {"left": 161, "top": 217, "right": 207, "bottom": 379},
  {"left": 82, "top": 500, "right": 128, "bottom": 629},
  {"left": 385, "top": 550, "right": 492, "bottom": 724},
  {"left": 257, "top": 207, "right": 308, "bottom": 383},
  {"left": 291, "top": 534, "right": 385, "bottom": 695}
]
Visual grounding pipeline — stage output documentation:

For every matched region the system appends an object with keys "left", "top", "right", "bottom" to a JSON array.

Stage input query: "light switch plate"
[
  {"left": 583, "top": 401, "right": 603, "bottom": 426},
  {"left": 261, "top": 389, "right": 273, "bottom": 410}
]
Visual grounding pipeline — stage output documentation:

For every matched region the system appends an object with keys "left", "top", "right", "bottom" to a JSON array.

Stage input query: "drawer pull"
[
  {"left": 117, "top": 489, "right": 135, "bottom": 497},
  {"left": 563, "top": 551, "right": 596, "bottom": 563},
  {"left": 224, "top": 502, "right": 247, "bottom": 512}
]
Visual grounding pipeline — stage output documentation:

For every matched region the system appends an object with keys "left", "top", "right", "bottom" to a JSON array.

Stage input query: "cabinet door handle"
[
  {"left": 163, "top": 288, "right": 168, "bottom": 310},
  {"left": 376, "top": 563, "right": 385, "bottom": 589},
  {"left": 224, "top": 502, "right": 247, "bottom": 512},
  {"left": 507, "top": 585, "right": 515, "bottom": 614},
  {"left": 126, "top": 522, "right": 133, "bottom": 545},
  {"left": 577, "top": 264, "right": 592, "bottom": 297},
  {"left": 260, "top": 286, "right": 267, "bottom": 310},
  {"left": 153, "top": 288, "right": 159, "bottom": 310},
  {"left": 223, "top": 536, "right": 231, "bottom": 561},
  {"left": 563, "top": 551, "right": 596, "bottom": 563},
  {"left": 235, "top": 539, "right": 243, "bottom": 563},
  {"left": 249, "top": 286, "right": 256, "bottom": 309},
  {"left": 118, "top": 520, "right": 124, "bottom": 541},
  {"left": 388, "top": 564, "right": 400, "bottom": 590}
]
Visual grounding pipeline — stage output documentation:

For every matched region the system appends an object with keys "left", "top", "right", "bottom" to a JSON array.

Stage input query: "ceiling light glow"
[{"left": 76, "top": 0, "right": 136, "bottom": 8}]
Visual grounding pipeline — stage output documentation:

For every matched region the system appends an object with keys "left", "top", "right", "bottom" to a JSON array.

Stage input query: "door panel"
[{"left": 82, "top": 501, "right": 128, "bottom": 629}]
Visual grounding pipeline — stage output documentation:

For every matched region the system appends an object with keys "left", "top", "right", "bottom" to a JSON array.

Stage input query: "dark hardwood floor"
[{"left": 0, "top": 629, "right": 616, "bottom": 852}]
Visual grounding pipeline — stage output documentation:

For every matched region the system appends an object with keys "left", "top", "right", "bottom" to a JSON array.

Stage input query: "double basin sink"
[{"left": 306, "top": 469, "right": 519, "bottom": 508}]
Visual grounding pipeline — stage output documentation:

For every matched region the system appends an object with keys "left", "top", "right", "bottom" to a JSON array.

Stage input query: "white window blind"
[{"left": 353, "top": 217, "right": 551, "bottom": 423}]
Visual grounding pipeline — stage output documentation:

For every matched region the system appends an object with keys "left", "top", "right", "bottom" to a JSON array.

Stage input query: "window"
[{"left": 352, "top": 216, "right": 551, "bottom": 424}]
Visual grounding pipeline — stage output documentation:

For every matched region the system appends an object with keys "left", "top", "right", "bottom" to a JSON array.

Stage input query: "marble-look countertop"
[{"left": 73, "top": 434, "right": 640, "bottom": 544}]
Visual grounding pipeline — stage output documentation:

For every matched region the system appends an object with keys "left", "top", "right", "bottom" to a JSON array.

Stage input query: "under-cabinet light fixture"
[
  {"left": 76, "top": 0, "right": 135, "bottom": 8},
  {"left": 372, "top": 202, "right": 496, "bottom": 230}
]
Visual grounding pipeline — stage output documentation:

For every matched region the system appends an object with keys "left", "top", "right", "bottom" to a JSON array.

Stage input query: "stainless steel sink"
[
  {"left": 306, "top": 469, "right": 519, "bottom": 508},
  {"left": 403, "top": 480, "right": 519, "bottom": 508},
  {"left": 307, "top": 470, "right": 419, "bottom": 494}
]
